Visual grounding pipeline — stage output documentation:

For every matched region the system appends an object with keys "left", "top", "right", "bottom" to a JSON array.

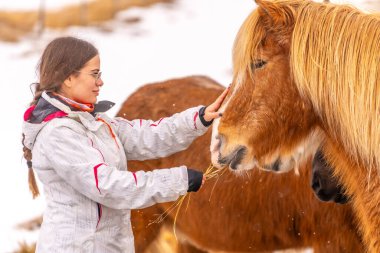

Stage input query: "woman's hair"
[
  {"left": 33, "top": 36, "right": 99, "bottom": 105},
  {"left": 23, "top": 36, "right": 99, "bottom": 198}
]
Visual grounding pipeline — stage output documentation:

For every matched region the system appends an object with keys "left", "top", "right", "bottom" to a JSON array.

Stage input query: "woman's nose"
[{"left": 96, "top": 78, "right": 104, "bottom": 87}]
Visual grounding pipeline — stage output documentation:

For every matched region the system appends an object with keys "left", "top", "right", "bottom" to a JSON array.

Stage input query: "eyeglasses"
[{"left": 75, "top": 71, "right": 102, "bottom": 81}]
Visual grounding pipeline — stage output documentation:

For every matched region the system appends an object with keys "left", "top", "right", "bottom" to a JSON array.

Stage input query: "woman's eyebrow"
[{"left": 90, "top": 68, "right": 100, "bottom": 72}]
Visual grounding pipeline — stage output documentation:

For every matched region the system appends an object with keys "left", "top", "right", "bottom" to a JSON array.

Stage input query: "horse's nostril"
[
  {"left": 230, "top": 146, "right": 246, "bottom": 170},
  {"left": 311, "top": 177, "right": 321, "bottom": 191},
  {"left": 272, "top": 159, "right": 281, "bottom": 171},
  {"left": 218, "top": 145, "right": 247, "bottom": 170},
  {"left": 212, "top": 134, "right": 224, "bottom": 154}
]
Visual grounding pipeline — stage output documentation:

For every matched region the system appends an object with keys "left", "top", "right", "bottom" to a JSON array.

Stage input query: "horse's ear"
[
  {"left": 255, "top": 0, "right": 296, "bottom": 45},
  {"left": 256, "top": 0, "right": 295, "bottom": 27}
]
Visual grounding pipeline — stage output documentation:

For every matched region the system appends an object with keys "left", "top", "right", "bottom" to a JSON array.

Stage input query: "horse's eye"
[{"left": 251, "top": 60, "right": 267, "bottom": 70}]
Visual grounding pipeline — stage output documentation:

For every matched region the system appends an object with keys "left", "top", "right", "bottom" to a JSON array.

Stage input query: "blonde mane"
[
  {"left": 232, "top": 8, "right": 265, "bottom": 82},
  {"left": 233, "top": 0, "right": 380, "bottom": 169},
  {"left": 291, "top": 1, "right": 380, "bottom": 169}
]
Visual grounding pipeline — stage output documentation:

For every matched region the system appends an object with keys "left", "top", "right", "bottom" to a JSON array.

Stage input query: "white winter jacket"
[{"left": 22, "top": 92, "right": 209, "bottom": 253}]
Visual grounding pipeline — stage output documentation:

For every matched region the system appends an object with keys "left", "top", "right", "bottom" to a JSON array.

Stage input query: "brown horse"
[
  {"left": 117, "top": 76, "right": 363, "bottom": 252},
  {"left": 211, "top": 0, "right": 380, "bottom": 252}
]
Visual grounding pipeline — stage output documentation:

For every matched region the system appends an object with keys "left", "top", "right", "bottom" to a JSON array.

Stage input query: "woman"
[{"left": 22, "top": 36, "right": 228, "bottom": 253}]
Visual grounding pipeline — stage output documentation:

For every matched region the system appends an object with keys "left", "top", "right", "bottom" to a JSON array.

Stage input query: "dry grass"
[
  {"left": 13, "top": 242, "right": 36, "bottom": 253},
  {"left": 16, "top": 216, "right": 42, "bottom": 231},
  {"left": 0, "top": 0, "right": 173, "bottom": 42}
]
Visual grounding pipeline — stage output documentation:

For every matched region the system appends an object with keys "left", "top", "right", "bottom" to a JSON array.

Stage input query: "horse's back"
[{"left": 116, "top": 75, "right": 224, "bottom": 120}]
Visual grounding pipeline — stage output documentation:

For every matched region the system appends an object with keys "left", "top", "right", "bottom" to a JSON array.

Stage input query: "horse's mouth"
[
  {"left": 217, "top": 146, "right": 247, "bottom": 170},
  {"left": 262, "top": 159, "right": 282, "bottom": 172}
]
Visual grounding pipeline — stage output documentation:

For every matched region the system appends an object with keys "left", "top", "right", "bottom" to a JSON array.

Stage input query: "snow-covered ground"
[
  {"left": 0, "top": 0, "right": 96, "bottom": 11},
  {"left": 0, "top": 0, "right": 376, "bottom": 252}
]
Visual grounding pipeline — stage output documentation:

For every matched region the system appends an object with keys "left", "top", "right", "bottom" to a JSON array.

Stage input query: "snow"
[{"left": 0, "top": 0, "right": 95, "bottom": 11}]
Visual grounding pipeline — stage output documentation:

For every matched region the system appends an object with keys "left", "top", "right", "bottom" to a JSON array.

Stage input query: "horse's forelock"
[
  {"left": 232, "top": 0, "right": 298, "bottom": 85},
  {"left": 290, "top": 2, "right": 380, "bottom": 169},
  {"left": 233, "top": 8, "right": 266, "bottom": 82}
]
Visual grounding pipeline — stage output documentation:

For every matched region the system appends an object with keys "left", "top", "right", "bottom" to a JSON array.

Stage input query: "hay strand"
[{"left": 148, "top": 164, "right": 225, "bottom": 240}]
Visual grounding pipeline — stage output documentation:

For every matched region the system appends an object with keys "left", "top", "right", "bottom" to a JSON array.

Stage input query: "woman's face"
[{"left": 61, "top": 55, "right": 103, "bottom": 104}]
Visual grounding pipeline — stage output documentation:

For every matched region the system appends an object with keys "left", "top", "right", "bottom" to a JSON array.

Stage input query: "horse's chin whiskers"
[{"left": 232, "top": 169, "right": 250, "bottom": 178}]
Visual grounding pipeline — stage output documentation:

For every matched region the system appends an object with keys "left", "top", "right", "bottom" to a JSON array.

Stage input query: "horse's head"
[{"left": 211, "top": 0, "right": 323, "bottom": 172}]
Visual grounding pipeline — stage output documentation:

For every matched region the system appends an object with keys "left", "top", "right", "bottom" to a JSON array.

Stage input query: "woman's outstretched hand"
[{"left": 203, "top": 87, "right": 230, "bottom": 122}]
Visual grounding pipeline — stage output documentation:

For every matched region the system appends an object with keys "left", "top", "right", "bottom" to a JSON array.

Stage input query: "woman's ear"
[{"left": 62, "top": 76, "right": 72, "bottom": 88}]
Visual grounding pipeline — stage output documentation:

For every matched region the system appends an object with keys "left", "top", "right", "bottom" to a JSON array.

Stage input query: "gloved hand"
[
  {"left": 187, "top": 168, "right": 205, "bottom": 192},
  {"left": 199, "top": 87, "right": 230, "bottom": 126}
]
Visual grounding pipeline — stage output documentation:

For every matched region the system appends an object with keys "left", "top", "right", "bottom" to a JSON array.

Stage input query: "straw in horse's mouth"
[{"left": 218, "top": 146, "right": 247, "bottom": 170}]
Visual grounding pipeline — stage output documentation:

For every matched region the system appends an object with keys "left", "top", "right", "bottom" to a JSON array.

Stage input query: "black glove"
[
  {"left": 187, "top": 168, "right": 203, "bottom": 192},
  {"left": 199, "top": 106, "right": 213, "bottom": 127}
]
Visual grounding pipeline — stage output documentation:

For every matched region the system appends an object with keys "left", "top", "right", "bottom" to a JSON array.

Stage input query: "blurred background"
[{"left": 0, "top": 0, "right": 379, "bottom": 252}]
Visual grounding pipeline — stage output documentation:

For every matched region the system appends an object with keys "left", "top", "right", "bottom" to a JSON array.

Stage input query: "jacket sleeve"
[
  {"left": 41, "top": 124, "right": 189, "bottom": 210},
  {"left": 112, "top": 106, "right": 209, "bottom": 160}
]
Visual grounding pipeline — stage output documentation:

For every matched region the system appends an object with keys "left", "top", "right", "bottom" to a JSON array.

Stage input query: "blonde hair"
[
  {"left": 232, "top": 8, "right": 266, "bottom": 82},
  {"left": 290, "top": 1, "right": 380, "bottom": 169}
]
